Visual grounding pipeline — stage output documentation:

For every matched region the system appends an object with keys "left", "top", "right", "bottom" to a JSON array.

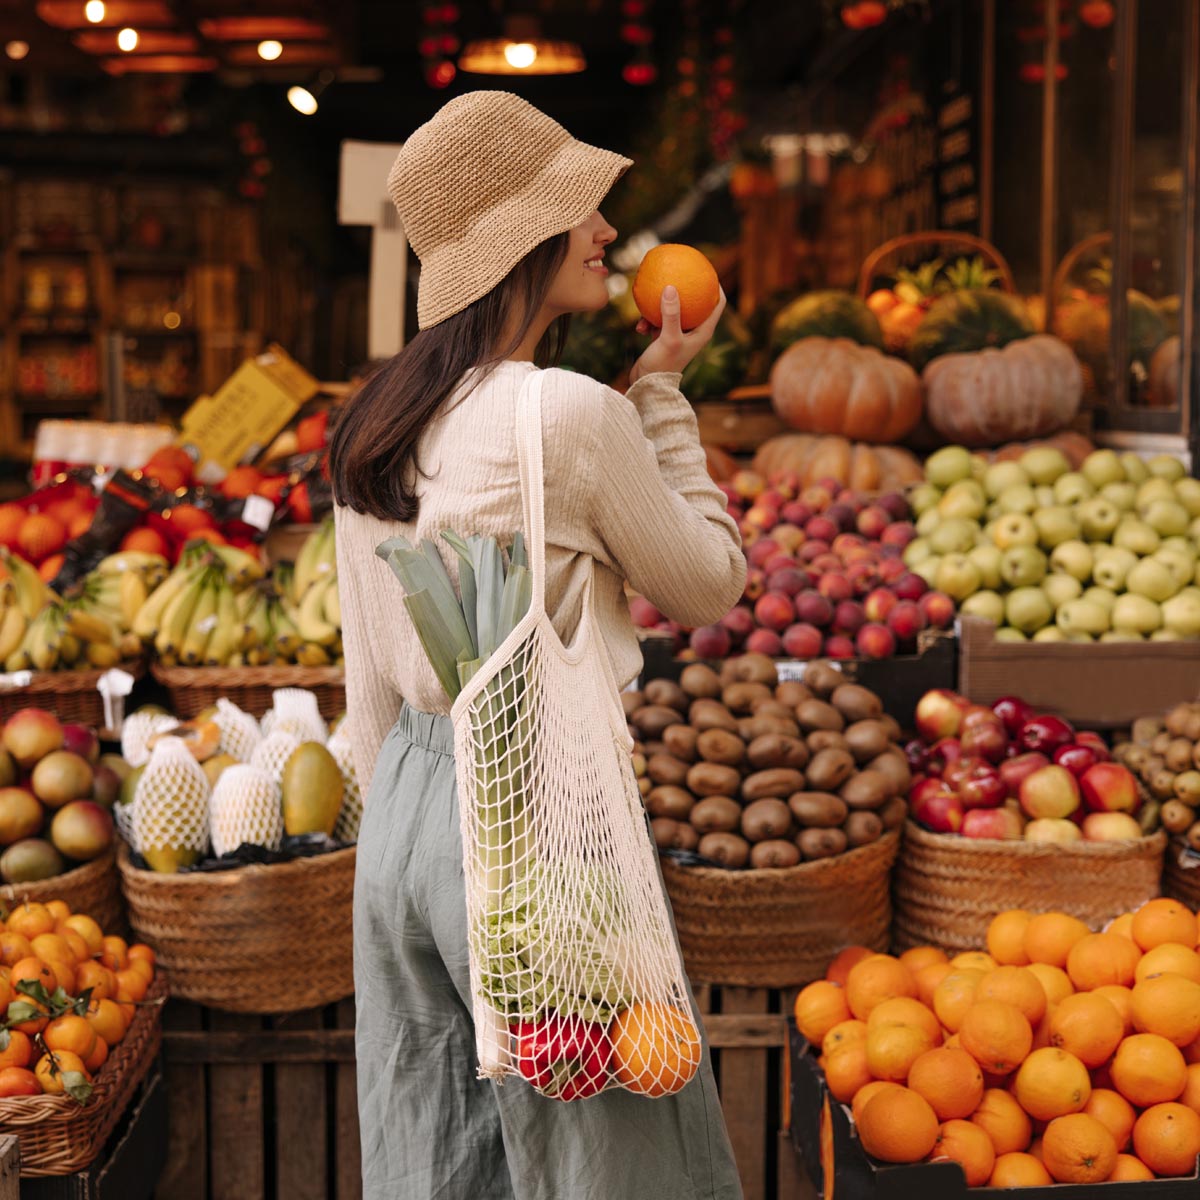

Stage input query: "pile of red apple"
[
  {"left": 907, "top": 689, "right": 1150, "bottom": 844},
  {"left": 630, "top": 470, "right": 957, "bottom": 662}
]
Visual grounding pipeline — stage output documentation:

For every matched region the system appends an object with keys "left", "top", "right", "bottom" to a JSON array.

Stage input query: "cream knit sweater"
[{"left": 334, "top": 360, "right": 745, "bottom": 791}]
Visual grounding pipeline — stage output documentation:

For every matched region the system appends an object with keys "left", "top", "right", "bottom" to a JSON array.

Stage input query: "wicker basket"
[
  {"left": 893, "top": 822, "right": 1168, "bottom": 952},
  {"left": 857, "top": 231, "right": 1017, "bottom": 298},
  {"left": 0, "top": 972, "right": 165, "bottom": 1176},
  {"left": 0, "top": 850, "right": 123, "bottom": 934},
  {"left": 661, "top": 831, "right": 900, "bottom": 988},
  {"left": 117, "top": 842, "right": 354, "bottom": 1013},
  {"left": 150, "top": 663, "right": 345, "bottom": 721},
  {"left": 1163, "top": 838, "right": 1200, "bottom": 910},
  {"left": 0, "top": 662, "right": 145, "bottom": 729}
]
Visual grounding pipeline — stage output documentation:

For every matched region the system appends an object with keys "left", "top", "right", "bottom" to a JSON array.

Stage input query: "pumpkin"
[
  {"left": 702, "top": 443, "right": 739, "bottom": 484},
  {"left": 907, "top": 290, "right": 1035, "bottom": 371},
  {"left": 922, "top": 334, "right": 1083, "bottom": 448},
  {"left": 1055, "top": 290, "right": 1167, "bottom": 395},
  {"left": 990, "top": 430, "right": 1095, "bottom": 470},
  {"left": 769, "top": 291, "right": 883, "bottom": 356},
  {"left": 751, "top": 434, "right": 923, "bottom": 493},
  {"left": 769, "top": 337, "right": 922, "bottom": 444}
]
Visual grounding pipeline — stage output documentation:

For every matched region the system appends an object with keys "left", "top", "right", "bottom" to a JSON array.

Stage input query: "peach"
[
  {"left": 811, "top": 553, "right": 843, "bottom": 574},
  {"left": 831, "top": 533, "right": 866, "bottom": 557},
  {"left": 877, "top": 492, "right": 911, "bottom": 521},
  {"left": 833, "top": 600, "right": 866, "bottom": 636},
  {"left": 856, "top": 623, "right": 896, "bottom": 660},
  {"left": 689, "top": 625, "right": 732, "bottom": 659},
  {"left": 719, "top": 606, "right": 755, "bottom": 642},
  {"left": 2, "top": 711, "right": 63, "bottom": 770},
  {"left": 863, "top": 588, "right": 898, "bottom": 624},
  {"left": 894, "top": 572, "right": 927, "bottom": 601},
  {"left": 919, "top": 590, "right": 956, "bottom": 629},
  {"left": 795, "top": 592, "right": 834, "bottom": 627},
  {"left": 826, "top": 503, "right": 856, "bottom": 532},
  {"left": 762, "top": 552, "right": 798, "bottom": 576},
  {"left": 876, "top": 557, "right": 908, "bottom": 584},
  {"left": 766, "top": 567, "right": 810, "bottom": 597},
  {"left": 817, "top": 573, "right": 852, "bottom": 603},
  {"left": 857, "top": 506, "right": 891, "bottom": 540},
  {"left": 753, "top": 592, "right": 795, "bottom": 633},
  {"left": 629, "top": 597, "right": 663, "bottom": 628},
  {"left": 745, "top": 629, "right": 783, "bottom": 657},
  {"left": 780, "top": 501, "right": 813, "bottom": 527},
  {"left": 730, "top": 470, "right": 765, "bottom": 500},
  {"left": 823, "top": 634, "right": 856, "bottom": 659},
  {"left": 782, "top": 623, "right": 823, "bottom": 659},
  {"left": 881, "top": 521, "right": 917, "bottom": 548},
  {"left": 747, "top": 539, "right": 781, "bottom": 569},
  {"left": 887, "top": 600, "right": 927, "bottom": 644},
  {"left": 799, "top": 540, "right": 829, "bottom": 563},
  {"left": 770, "top": 524, "right": 805, "bottom": 553},
  {"left": 744, "top": 568, "right": 766, "bottom": 601},
  {"left": 805, "top": 516, "right": 839, "bottom": 544}
]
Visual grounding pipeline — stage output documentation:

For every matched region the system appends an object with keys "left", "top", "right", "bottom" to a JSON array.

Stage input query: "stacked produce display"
[{"left": 1116, "top": 701, "right": 1200, "bottom": 851}]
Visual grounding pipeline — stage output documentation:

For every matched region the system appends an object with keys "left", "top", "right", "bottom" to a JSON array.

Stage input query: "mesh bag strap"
[{"left": 515, "top": 372, "right": 548, "bottom": 611}]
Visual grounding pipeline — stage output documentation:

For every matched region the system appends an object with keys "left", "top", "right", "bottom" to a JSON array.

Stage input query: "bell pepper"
[{"left": 511, "top": 1015, "right": 612, "bottom": 1102}]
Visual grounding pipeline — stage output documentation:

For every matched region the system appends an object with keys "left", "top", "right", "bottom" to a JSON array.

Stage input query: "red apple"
[
  {"left": 856, "top": 623, "right": 895, "bottom": 660},
  {"left": 795, "top": 592, "right": 834, "bottom": 627},
  {"left": 856, "top": 505, "right": 891, "bottom": 540},
  {"left": 817, "top": 573, "right": 853, "bottom": 603},
  {"left": 1024, "top": 818, "right": 1083, "bottom": 845},
  {"left": 962, "top": 807, "right": 1024, "bottom": 840},
  {"left": 1079, "top": 762, "right": 1140, "bottom": 815},
  {"left": 1019, "top": 715, "right": 1076, "bottom": 755},
  {"left": 766, "top": 567, "right": 810, "bottom": 598},
  {"left": 961, "top": 718, "right": 1009, "bottom": 765},
  {"left": 991, "top": 696, "right": 1035, "bottom": 738},
  {"left": 904, "top": 739, "right": 929, "bottom": 772},
  {"left": 893, "top": 572, "right": 928, "bottom": 601},
  {"left": 863, "top": 587, "right": 898, "bottom": 624},
  {"left": 1019, "top": 764, "right": 1081, "bottom": 820},
  {"left": 805, "top": 516, "right": 838, "bottom": 544},
  {"left": 747, "top": 539, "right": 781, "bottom": 569},
  {"left": 1081, "top": 812, "right": 1143, "bottom": 842},
  {"left": 910, "top": 781, "right": 965, "bottom": 834},
  {"left": 754, "top": 591, "right": 795, "bottom": 633},
  {"left": 915, "top": 689, "right": 969, "bottom": 743},
  {"left": 744, "top": 628, "right": 783, "bottom": 657},
  {"left": 823, "top": 635, "right": 856, "bottom": 660},
  {"left": 887, "top": 599, "right": 927, "bottom": 645},
  {"left": 1052, "top": 744, "right": 1099, "bottom": 780},
  {"left": 999, "top": 751, "right": 1050, "bottom": 798},
  {"left": 781, "top": 623, "right": 823, "bottom": 659},
  {"left": 959, "top": 767, "right": 1008, "bottom": 811},
  {"left": 689, "top": 625, "right": 732, "bottom": 659},
  {"left": 833, "top": 600, "right": 865, "bottom": 636},
  {"left": 881, "top": 521, "right": 917, "bottom": 548},
  {"left": 926, "top": 738, "right": 965, "bottom": 776},
  {"left": 1074, "top": 731, "right": 1111, "bottom": 762},
  {"left": 918, "top": 591, "right": 956, "bottom": 630}
]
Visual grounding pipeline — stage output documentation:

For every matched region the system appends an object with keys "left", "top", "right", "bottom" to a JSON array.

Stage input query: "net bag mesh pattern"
[
  {"left": 267, "top": 688, "right": 328, "bottom": 744},
  {"left": 210, "top": 764, "right": 283, "bottom": 857},
  {"left": 214, "top": 698, "right": 262, "bottom": 763},
  {"left": 448, "top": 374, "right": 699, "bottom": 1101},
  {"left": 250, "top": 730, "right": 303, "bottom": 787},
  {"left": 130, "top": 736, "right": 210, "bottom": 863},
  {"left": 327, "top": 724, "right": 362, "bottom": 843},
  {"left": 120, "top": 711, "right": 179, "bottom": 768}
]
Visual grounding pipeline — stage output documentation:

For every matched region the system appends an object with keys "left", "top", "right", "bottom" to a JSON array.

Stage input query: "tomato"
[
  {"left": 511, "top": 1015, "right": 612, "bottom": 1102},
  {"left": 296, "top": 410, "right": 329, "bottom": 453}
]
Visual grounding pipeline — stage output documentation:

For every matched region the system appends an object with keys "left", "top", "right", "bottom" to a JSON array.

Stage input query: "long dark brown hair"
[{"left": 330, "top": 233, "right": 572, "bottom": 521}]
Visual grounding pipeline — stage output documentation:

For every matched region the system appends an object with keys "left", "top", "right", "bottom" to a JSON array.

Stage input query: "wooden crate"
[{"left": 153, "top": 992, "right": 815, "bottom": 1200}]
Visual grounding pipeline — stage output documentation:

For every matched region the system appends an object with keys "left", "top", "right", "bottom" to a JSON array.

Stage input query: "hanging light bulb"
[
  {"left": 84, "top": 0, "right": 105, "bottom": 23},
  {"left": 257, "top": 39, "right": 283, "bottom": 61},
  {"left": 117, "top": 27, "right": 139, "bottom": 51},
  {"left": 287, "top": 85, "right": 318, "bottom": 115},
  {"left": 503, "top": 42, "right": 537, "bottom": 69},
  {"left": 5, "top": 40, "right": 29, "bottom": 60}
]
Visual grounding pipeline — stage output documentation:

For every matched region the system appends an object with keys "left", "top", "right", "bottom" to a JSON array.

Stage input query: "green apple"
[
  {"left": 913, "top": 556, "right": 943, "bottom": 587},
  {"left": 1020, "top": 447, "right": 1072, "bottom": 485},
  {"left": 1172, "top": 477, "right": 1200, "bottom": 517},
  {"left": 937, "top": 479, "right": 987, "bottom": 522},
  {"left": 1001, "top": 545, "right": 1048, "bottom": 588},
  {"left": 1033, "top": 626, "right": 1068, "bottom": 643},
  {"left": 995, "top": 484, "right": 1038, "bottom": 515},
  {"left": 967, "top": 544, "right": 1004, "bottom": 590},
  {"left": 1033, "top": 506, "right": 1082, "bottom": 549},
  {"left": 1113, "top": 517, "right": 1161, "bottom": 557},
  {"left": 1035, "top": 486, "right": 1056, "bottom": 510},
  {"left": 929, "top": 518, "right": 978, "bottom": 556},
  {"left": 1100, "top": 481, "right": 1138, "bottom": 511},
  {"left": 1120, "top": 452, "right": 1149, "bottom": 484},
  {"left": 925, "top": 445, "right": 974, "bottom": 489},
  {"left": 916, "top": 508, "right": 943, "bottom": 538},
  {"left": 1078, "top": 497, "right": 1122, "bottom": 541},
  {"left": 1190, "top": 515, "right": 1200, "bottom": 544},
  {"left": 903, "top": 537, "right": 934, "bottom": 566},
  {"left": 994, "top": 627, "right": 1030, "bottom": 643},
  {"left": 970, "top": 454, "right": 989, "bottom": 482},
  {"left": 984, "top": 461, "right": 1031, "bottom": 500},
  {"left": 1154, "top": 548, "right": 1195, "bottom": 589},
  {"left": 1126, "top": 558, "right": 1179, "bottom": 602},
  {"left": 1147, "top": 454, "right": 1186, "bottom": 482},
  {"left": 1112, "top": 592, "right": 1163, "bottom": 634},
  {"left": 1081, "top": 449, "right": 1126, "bottom": 490},
  {"left": 1005, "top": 587, "right": 1053, "bottom": 633},
  {"left": 1162, "top": 591, "right": 1200, "bottom": 637},
  {"left": 1056, "top": 598, "right": 1111, "bottom": 637},
  {"left": 1043, "top": 573, "right": 1084, "bottom": 609},
  {"left": 1161, "top": 535, "right": 1196, "bottom": 558},
  {"left": 1049, "top": 540, "right": 1094, "bottom": 582},
  {"left": 1100, "top": 630, "right": 1144, "bottom": 642},
  {"left": 1136, "top": 478, "right": 1177, "bottom": 509},
  {"left": 1141, "top": 499, "right": 1190, "bottom": 537},
  {"left": 1053, "top": 472, "right": 1094, "bottom": 506},
  {"left": 1150, "top": 629, "right": 1186, "bottom": 641},
  {"left": 935, "top": 554, "right": 983, "bottom": 601},
  {"left": 908, "top": 482, "right": 942, "bottom": 517},
  {"left": 992, "top": 513, "right": 1039, "bottom": 549},
  {"left": 1091, "top": 546, "right": 1137, "bottom": 591},
  {"left": 1083, "top": 586, "right": 1118, "bottom": 611},
  {"left": 960, "top": 590, "right": 1006, "bottom": 625}
]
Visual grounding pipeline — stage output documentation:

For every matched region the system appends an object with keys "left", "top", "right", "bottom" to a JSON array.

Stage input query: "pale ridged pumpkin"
[
  {"left": 769, "top": 337, "right": 923, "bottom": 444},
  {"left": 751, "top": 434, "right": 923, "bottom": 492},
  {"left": 922, "top": 334, "right": 1083, "bottom": 448}
]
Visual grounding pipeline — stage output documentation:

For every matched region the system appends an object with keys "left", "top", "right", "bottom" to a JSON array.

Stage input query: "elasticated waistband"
[{"left": 396, "top": 703, "right": 455, "bottom": 757}]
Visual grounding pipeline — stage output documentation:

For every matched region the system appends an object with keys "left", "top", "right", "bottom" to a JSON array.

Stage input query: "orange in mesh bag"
[{"left": 377, "top": 373, "right": 701, "bottom": 1102}]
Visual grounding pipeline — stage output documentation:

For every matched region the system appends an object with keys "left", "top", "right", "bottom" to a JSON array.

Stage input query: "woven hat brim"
[{"left": 416, "top": 140, "right": 632, "bottom": 329}]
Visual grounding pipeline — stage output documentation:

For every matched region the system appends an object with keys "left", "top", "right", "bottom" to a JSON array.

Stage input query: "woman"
[{"left": 331, "top": 90, "right": 746, "bottom": 1200}]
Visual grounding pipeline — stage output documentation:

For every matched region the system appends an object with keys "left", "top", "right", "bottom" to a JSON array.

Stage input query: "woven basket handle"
[{"left": 857, "top": 231, "right": 1017, "bottom": 298}]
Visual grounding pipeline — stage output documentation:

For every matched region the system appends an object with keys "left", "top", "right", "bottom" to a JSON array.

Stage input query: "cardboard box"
[{"left": 957, "top": 616, "right": 1200, "bottom": 730}]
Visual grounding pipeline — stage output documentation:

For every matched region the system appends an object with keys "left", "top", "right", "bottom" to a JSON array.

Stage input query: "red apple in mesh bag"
[{"left": 1079, "top": 762, "right": 1141, "bottom": 815}]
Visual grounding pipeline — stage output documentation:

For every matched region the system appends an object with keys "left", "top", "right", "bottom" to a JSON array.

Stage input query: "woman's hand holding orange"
[{"left": 629, "top": 285, "right": 727, "bottom": 384}]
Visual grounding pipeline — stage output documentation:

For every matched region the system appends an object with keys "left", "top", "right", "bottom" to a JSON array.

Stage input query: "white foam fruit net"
[
  {"left": 448, "top": 374, "right": 700, "bottom": 1103},
  {"left": 214, "top": 698, "right": 262, "bottom": 763},
  {"left": 327, "top": 724, "right": 362, "bottom": 843},
  {"left": 264, "top": 688, "right": 327, "bottom": 744},
  {"left": 210, "top": 764, "right": 283, "bottom": 857},
  {"left": 120, "top": 711, "right": 180, "bottom": 768},
  {"left": 250, "top": 730, "right": 303, "bottom": 787},
  {"left": 130, "top": 736, "right": 210, "bottom": 863}
]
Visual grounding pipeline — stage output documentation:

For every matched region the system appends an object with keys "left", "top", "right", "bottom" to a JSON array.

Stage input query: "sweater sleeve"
[{"left": 560, "top": 369, "right": 745, "bottom": 628}]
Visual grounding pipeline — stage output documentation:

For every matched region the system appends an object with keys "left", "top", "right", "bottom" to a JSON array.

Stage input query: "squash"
[
  {"left": 769, "top": 337, "right": 922, "bottom": 444},
  {"left": 751, "top": 434, "right": 923, "bottom": 492},
  {"left": 922, "top": 334, "right": 1083, "bottom": 448},
  {"left": 703, "top": 443, "right": 739, "bottom": 483},
  {"left": 769, "top": 291, "right": 883, "bottom": 356},
  {"left": 908, "top": 290, "right": 1035, "bottom": 370}
]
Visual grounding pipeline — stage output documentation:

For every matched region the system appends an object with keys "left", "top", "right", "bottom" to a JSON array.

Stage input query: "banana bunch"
[
  {"left": 231, "top": 575, "right": 342, "bottom": 667},
  {"left": 88, "top": 550, "right": 170, "bottom": 635},
  {"left": 0, "top": 550, "right": 49, "bottom": 667},
  {"left": 289, "top": 518, "right": 336, "bottom": 605},
  {"left": 4, "top": 591, "right": 138, "bottom": 672}
]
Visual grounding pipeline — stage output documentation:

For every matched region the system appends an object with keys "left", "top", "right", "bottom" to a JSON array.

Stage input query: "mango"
[{"left": 281, "top": 743, "right": 343, "bottom": 837}]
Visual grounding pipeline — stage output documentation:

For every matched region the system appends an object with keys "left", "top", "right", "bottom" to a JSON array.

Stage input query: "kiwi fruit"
[
  {"left": 796, "top": 699, "right": 845, "bottom": 733},
  {"left": 1167, "top": 738, "right": 1195, "bottom": 773},
  {"left": 740, "top": 798, "right": 793, "bottom": 843},
  {"left": 1132, "top": 715, "right": 1164, "bottom": 745},
  {"left": 750, "top": 839, "right": 801, "bottom": 869},
  {"left": 680, "top": 663, "right": 722, "bottom": 699},
  {"left": 797, "top": 827, "right": 848, "bottom": 860},
  {"left": 840, "top": 770, "right": 892, "bottom": 811},
  {"left": 788, "top": 792, "right": 848, "bottom": 828},
  {"left": 661, "top": 724, "right": 699, "bottom": 763},
  {"left": 807, "top": 730, "right": 848, "bottom": 755},
  {"left": 1161, "top": 799, "right": 1194, "bottom": 834},
  {"left": 802, "top": 661, "right": 843, "bottom": 698},
  {"left": 688, "top": 699, "right": 739, "bottom": 734},
  {"left": 751, "top": 699, "right": 799, "bottom": 722},
  {"left": 738, "top": 715, "right": 800, "bottom": 741},
  {"left": 1173, "top": 770, "right": 1200, "bottom": 806},
  {"left": 1165, "top": 704, "right": 1193, "bottom": 738},
  {"left": 646, "top": 785, "right": 695, "bottom": 821},
  {"left": 806, "top": 748, "right": 856, "bottom": 792},
  {"left": 844, "top": 720, "right": 890, "bottom": 763},
  {"left": 878, "top": 714, "right": 903, "bottom": 743},
  {"left": 646, "top": 755, "right": 690, "bottom": 788},
  {"left": 830, "top": 683, "right": 882, "bottom": 722},
  {"left": 1188, "top": 822, "right": 1200, "bottom": 853},
  {"left": 720, "top": 653, "right": 778, "bottom": 687},
  {"left": 621, "top": 691, "right": 644, "bottom": 719},
  {"left": 879, "top": 795, "right": 907, "bottom": 831},
  {"left": 689, "top": 796, "right": 742, "bottom": 834},
  {"left": 844, "top": 811, "right": 883, "bottom": 847},
  {"left": 696, "top": 729, "right": 746, "bottom": 767},
  {"left": 741, "top": 768, "right": 806, "bottom": 802},
  {"left": 651, "top": 818, "right": 682, "bottom": 850},
  {"left": 631, "top": 705, "right": 684, "bottom": 739},
  {"left": 746, "top": 734, "right": 809, "bottom": 772},
  {"left": 722, "top": 681, "right": 774, "bottom": 714},
  {"left": 686, "top": 761, "right": 742, "bottom": 797},
  {"left": 775, "top": 681, "right": 813, "bottom": 709},
  {"left": 698, "top": 831, "right": 750, "bottom": 868},
  {"left": 644, "top": 678, "right": 689, "bottom": 713},
  {"left": 1152, "top": 731, "right": 1173, "bottom": 756},
  {"left": 866, "top": 750, "right": 912, "bottom": 795}
]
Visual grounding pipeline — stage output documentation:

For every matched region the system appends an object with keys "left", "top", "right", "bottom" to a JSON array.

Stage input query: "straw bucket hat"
[{"left": 387, "top": 90, "right": 632, "bottom": 329}]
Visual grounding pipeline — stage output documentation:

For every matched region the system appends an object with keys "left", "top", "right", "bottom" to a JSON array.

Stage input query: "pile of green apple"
[{"left": 905, "top": 444, "right": 1200, "bottom": 642}]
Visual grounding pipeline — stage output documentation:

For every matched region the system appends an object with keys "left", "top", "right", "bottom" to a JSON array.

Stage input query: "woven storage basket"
[
  {"left": 150, "top": 663, "right": 345, "bottom": 721},
  {"left": 0, "top": 662, "right": 145, "bottom": 728},
  {"left": 893, "top": 822, "right": 1167, "bottom": 952},
  {"left": 0, "top": 849, "right": 123, "bottom": 934},
  {"left": 1163, "top": 838, "right": 1200, "bottom": 910},
  {"left": 117, "top": 842, "right": 354, "bottom": 1013},
  {"left": 661, "top": 831, "right": 900, "bottom": 988},
  {"left": 0, "top": 972, "right": 165, "bottom": 1176}
]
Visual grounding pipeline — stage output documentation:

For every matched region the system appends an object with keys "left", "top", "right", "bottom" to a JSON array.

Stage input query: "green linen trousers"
[{"left": 354, "top": 704, "right": 744, "bottom": 1200}]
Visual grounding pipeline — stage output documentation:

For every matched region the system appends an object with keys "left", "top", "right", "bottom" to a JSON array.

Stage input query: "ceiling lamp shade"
[
  {"left": 36, "top": 0, "right": 173, "bottom": 29},
  {"left": 458, "top": 16, "right": 585, "bottom": 76}
]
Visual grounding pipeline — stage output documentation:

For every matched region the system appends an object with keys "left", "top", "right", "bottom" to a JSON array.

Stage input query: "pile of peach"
[{"left": 795, "top": 899, "right": 1200, "bottom": 1185}]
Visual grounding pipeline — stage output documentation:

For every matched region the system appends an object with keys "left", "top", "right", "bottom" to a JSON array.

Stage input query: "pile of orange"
[
  {"left": 0, "top": 899, "right": 157, "bottom": 1099},
  {"left": 0, "top": 486, "right": 98, "bottom": 567},
  {"left": 795, "top": 898, "right": 1200, "bottom": 1186}
]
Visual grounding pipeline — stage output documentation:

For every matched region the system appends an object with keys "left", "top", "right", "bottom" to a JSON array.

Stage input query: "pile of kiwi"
[
  {"left": 1115, "top": 701, "right": 1200, "bottom": 851},
  {"left": 625, "top": 653, "right": 909, "bottom": 870}
]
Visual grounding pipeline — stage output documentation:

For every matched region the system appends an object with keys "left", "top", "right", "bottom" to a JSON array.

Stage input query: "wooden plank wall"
[{"left": 153, "top": 993, "right": 814, "bottom": 1200}]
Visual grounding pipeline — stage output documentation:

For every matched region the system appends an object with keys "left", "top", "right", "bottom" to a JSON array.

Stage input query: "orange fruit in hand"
[
  {"left": 826, "top": 945, "right": 875, "bottom": 987},
  {"left": 824, "top": 1041, "right": 872, "bottom": 1103},
  {"left": 907, "top": 1046, "right": 984, "bottom": 1121},
  {"left": 0, "top": 1067, "right": 39, "bottom": 1097},
  {"left": 610, "top": 1001, "right": 701, "bottom": 1097},
  {"left": 959, "top": 1000, "right": 1033, "bottom": 1075},
  {"left": 1133, "top": 898, "right": 1198, "bottom": 952},
  {"left": 1132, "top": 973, "right": 1200, "bottom": 1047},
  {"left": 856, "top": 1086, "right": 939, "bottom": 1163},
  {"left": 1013, "top": 1047, "right": 1092, "bottom": 1121},
  {"left": 851, "top": 1079, "right": 903, "bottom": 1124},
  {"left": 987, "top": 909, "right": 1033, "bottom": 966},
  {"left": 1041, "top": 1112, "right": 1118, "bottom": 1184},
  {"left": 1137, "top": 942, "right": 1200, "bottom": 985},
  {"left": 1048, "top": 992, "right": 1125, "bottom": 1067},
  {"left": 794, "top": 980, "right": 851, "bottom": 1044},
  {"left": 845, "top": 955, "right": 915, "bottom": 1020},
  {"left": 34, "top": 1050, "right": 89, "bottom": 1095},
  {"left": 0, "top": 1030, "right": 31, "bottom": 1070},
  {"left": 867, "top": 997, "right": 941, "bottom": 1045},
  {"left": 1110, "top": 1153, "right": 1155, "bottom": 1181},
  {"left": 931, "top": 1118, "right": 996, "bottom": 1187},
  {"left": 1025, "top": 962, "right": 1074, "bottom": 1008},
  {"left": 821, "top": 1019, "right": 867, "bottom": 1057},
  {"left": 932, "top": 969, "right": 986, "bottom": 1033},
  {"left": 976, "top": 966, "right": 1046, "bottom": 1027},
  {"left": 1092, "top": 984, "right": 1135, "bottom": 1033},
  {"left": 1111, "top": 1033, "right": 1188, "bottom": 1106},
  {"left": 972, "top": 1087, "right": 1033, "bottom": 1155},
  {"left": 865, "top": 1023, "right": 936, "bottom": 1083},
  {"left": 44, "top": 1014, "right": 96, "bottom": 1060},
  {"left": 988, "top": 1151, "right": 1052, "bottom": 1187},
  {"left": 85, "top": 997, "right": 127, "bottom": 1047},
  {"left": 632, "top": 244, "right": 720, "bottom": 331},
  {"left": 1132, "top": 1102, "right": 1200, "bottom": 1177},
  {"left": 1066, "top": 932, "right": 1141, "bottom": 991},
  {"left": 1083, "top": 1087, "right": 1137, "bottom": 1152},
  {"left": 1023, "top": 913, "right": 1090, "bottom": 968}
]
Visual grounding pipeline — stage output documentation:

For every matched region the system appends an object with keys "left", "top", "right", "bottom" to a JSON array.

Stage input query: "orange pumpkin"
[
  {"left": 769, "top": 337, "right": 923, "bottom": 444},
  {"left": 752, "top": 434, "right": 923, "bottom": 493},
  {"left": 702, "top": 443, "right": 738, "bottom": 484},
  {"left": 922, "top": 334, "right": 1083, "bottom": 448},
  {"left": 990, "top": 430, "right": 1095, "bottom": 470}
]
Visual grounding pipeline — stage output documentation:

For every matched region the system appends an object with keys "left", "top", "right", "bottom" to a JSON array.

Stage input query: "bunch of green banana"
[{"left": 90, "top": 550, "right": 170, "bottom": 632}]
